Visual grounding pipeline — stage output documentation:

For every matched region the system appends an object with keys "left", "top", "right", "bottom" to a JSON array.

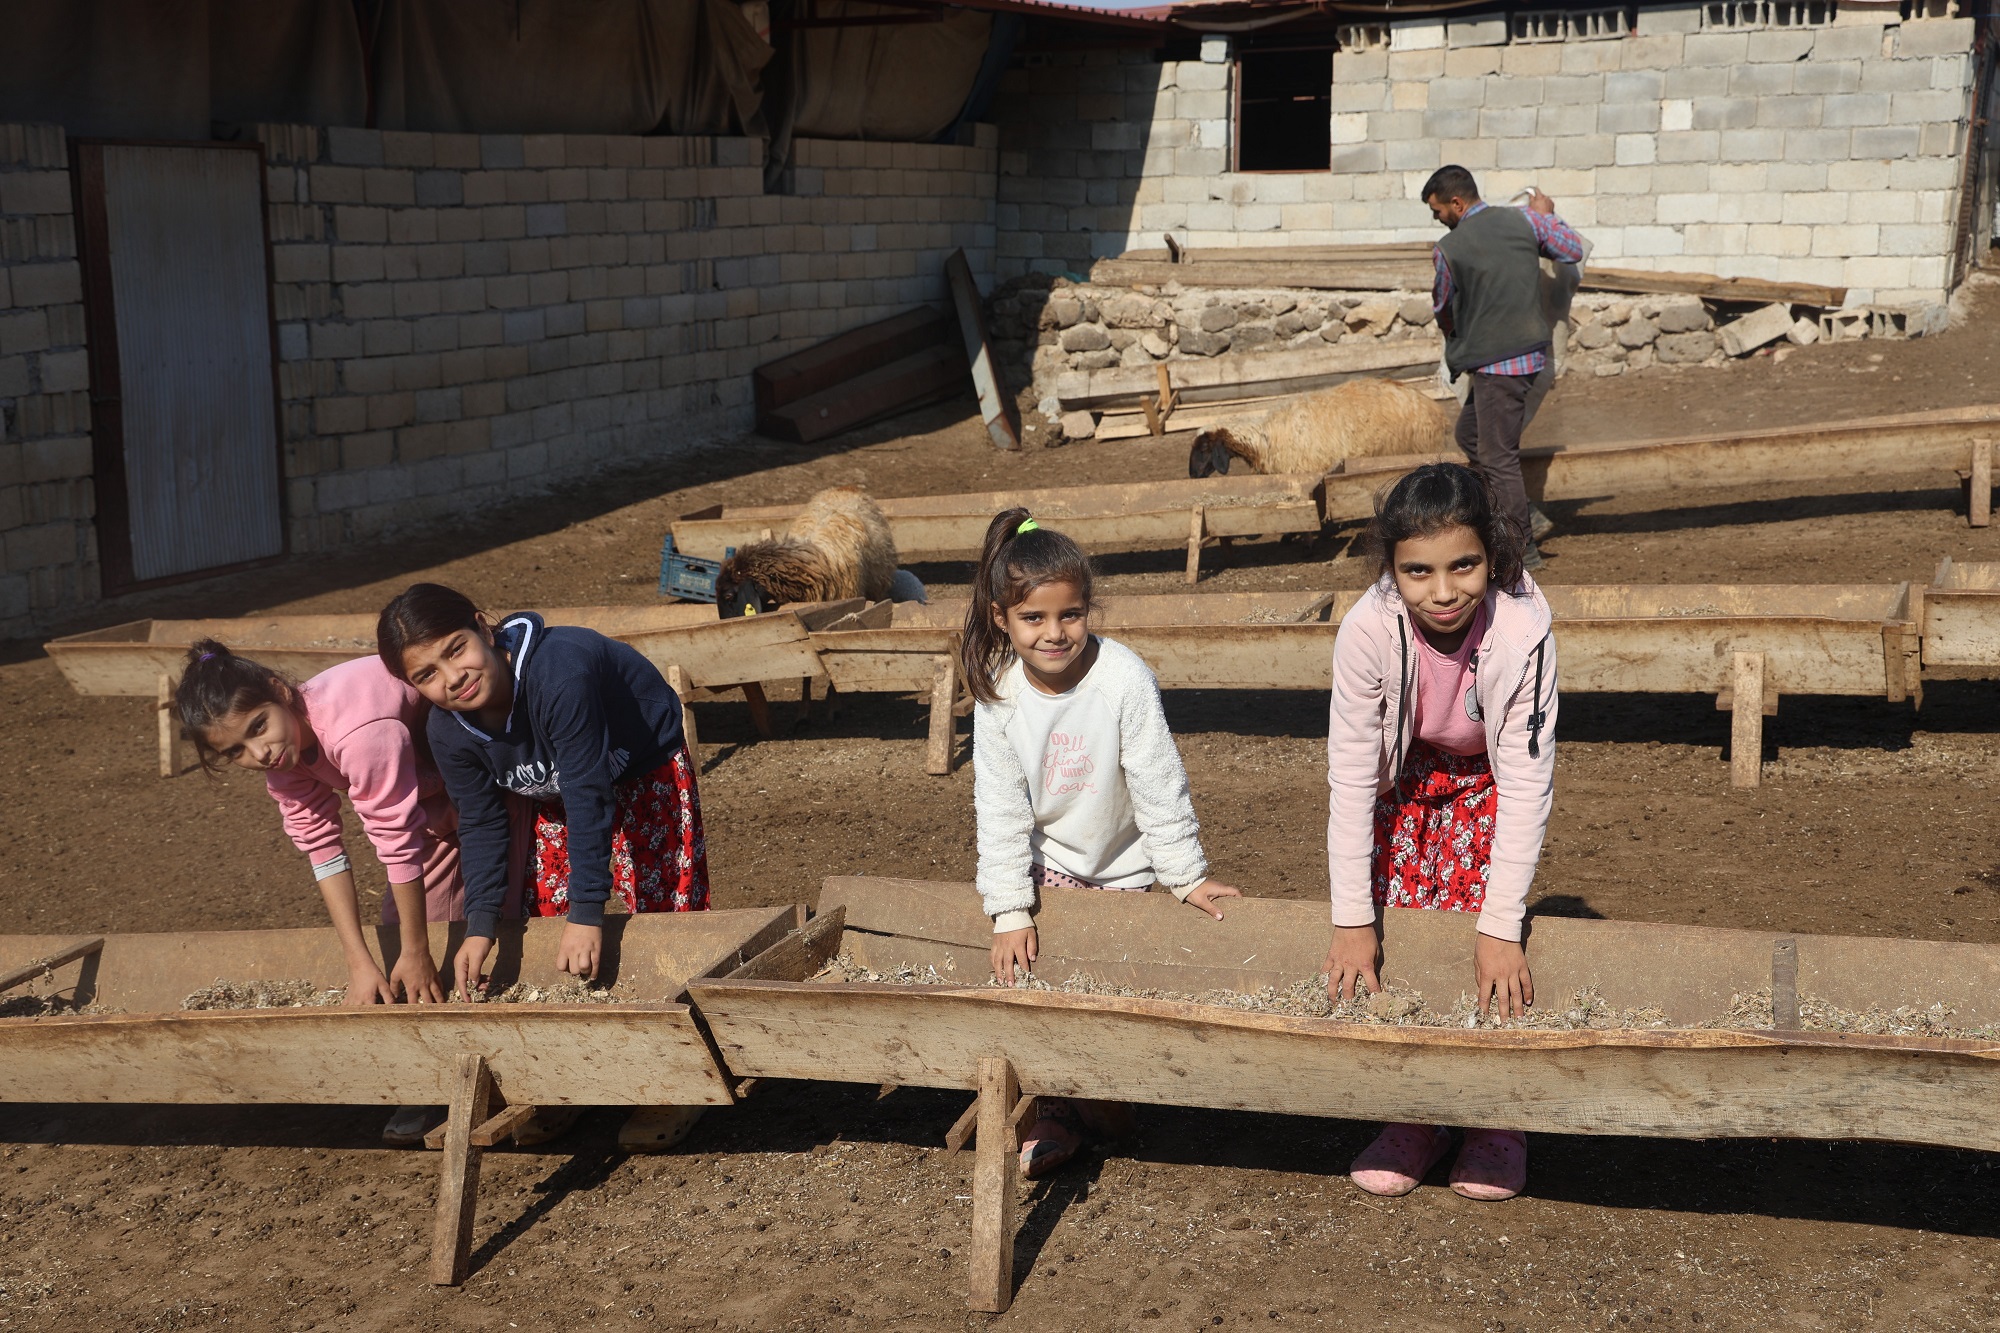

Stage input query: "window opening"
[{"left": 1234, "top": 48, "right": 1332, "bottom": 172}]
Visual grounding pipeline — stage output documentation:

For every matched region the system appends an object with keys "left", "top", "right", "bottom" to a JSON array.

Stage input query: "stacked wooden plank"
[
  {"left": 753, "top": 307, "right": 968, "bottom": 444},
  {"left": 1088, "top": 242, "right": 1848, "bottom": 307}
]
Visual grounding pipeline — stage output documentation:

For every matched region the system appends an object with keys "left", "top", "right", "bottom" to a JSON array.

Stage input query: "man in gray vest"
[{"left": 1424, "top": 165, "right": 1585, "bottom": 569}]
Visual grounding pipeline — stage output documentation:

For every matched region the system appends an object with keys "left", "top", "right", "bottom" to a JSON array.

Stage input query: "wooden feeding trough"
[
  {"left": 691, "top": 875, "right": 2000, "bottom": 1313},
  {"left": 809, "top": 584, "right": 1917, "bottom": 787},
  {"left": 0, "top": 905, "right": 815, "bottom": 1285},
  {"left": 809, "top": 590, "right": 1338, "bottom": 774},
  {"left": 1321, "top": 405, "right": 2000, "bottom": 528},
  {"left": 1918, "top": 558, "right": 2000, "bottom": 670},
  {"left": 667, "top": 475, "right": 1325, "bottom": 585},
  {"left": 44, "top": 601, "right": 852, "bottom": 776}
]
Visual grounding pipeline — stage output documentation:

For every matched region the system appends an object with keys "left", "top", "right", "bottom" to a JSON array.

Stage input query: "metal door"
[{"left": 74, "top": 141, "right": 284, "bottom": 589}]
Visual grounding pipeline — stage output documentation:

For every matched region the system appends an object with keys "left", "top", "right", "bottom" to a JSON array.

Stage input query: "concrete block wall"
[
  {"left": 0, "top": 124, "right": 94, "bottom": 638},
  {"left": 990, "top": 10, "right": 1975, "bottom": 304},
  {"left": 264, "top": 125, "right": 998, "bottom": 551}
]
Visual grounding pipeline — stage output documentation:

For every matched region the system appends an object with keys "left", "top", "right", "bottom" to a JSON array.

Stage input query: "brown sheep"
[
  {"left": 1188, "top": 378, "right": 1451, "bottom": 479},
  {"left": 715, "top": 484, "right": 899, "bottom": 617}
]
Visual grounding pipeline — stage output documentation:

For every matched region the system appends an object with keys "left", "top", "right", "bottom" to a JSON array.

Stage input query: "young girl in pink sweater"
[
  {"left": 1323, "top": 463, "right": 1557, "bottom": 1202},
  {"left": 175, "top": 642, "right": 505, "bottom": 1015}
]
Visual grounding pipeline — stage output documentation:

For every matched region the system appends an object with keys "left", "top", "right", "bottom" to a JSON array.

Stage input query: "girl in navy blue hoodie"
[{"left": 378, "top": 583, "right": 710, "bottom": 997}]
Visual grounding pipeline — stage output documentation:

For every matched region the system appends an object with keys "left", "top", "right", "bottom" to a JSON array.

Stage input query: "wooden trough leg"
[
  {"left": 967, "top": 1056, "right": 1020, "bottom": 1314},
  {"left": 1973, "top": 439, "right": 1993, "bottom": 528},
  {"left": 1184, "top": 504, "right": 1205, "bottom": 586},
  {"left": 156, "top": 674, "right": 183, "bottom": 779},
  {"left": 1729, "top": 651, "right": 1766, "bottom": 790},
  {"left": 926, "top": 654, "right": 959, "bottom": 777},
  {"left": 666, "top": 665, "right": 700, "bottom": 763},
  {"left": 430, "top": 1053, "right": 495, "bottom": 1286},
  {"left": 739, "top": 681, "right": 774, "bottom": 739}
]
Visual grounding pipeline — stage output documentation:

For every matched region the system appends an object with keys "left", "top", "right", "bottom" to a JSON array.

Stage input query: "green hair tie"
[{"left": 1015, "top": 518, "right": 1040, "bottom": 535}]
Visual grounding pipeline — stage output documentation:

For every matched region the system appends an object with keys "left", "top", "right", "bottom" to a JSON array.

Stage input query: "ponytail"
[
  {"left": 959, "top": 507, "right": 1095, "bottom": 704},
  {"left": 173, "top": 640, "right": 298, "bottom": 773}
]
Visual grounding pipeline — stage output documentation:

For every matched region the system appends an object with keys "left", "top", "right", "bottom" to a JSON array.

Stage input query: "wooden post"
[
  {"left": 739, "top": 681, "right": 774, "bottom": 739},
  {"left": 1184, "top": 504, "right": 1205, "bottom": 586},
  {"left": 1770, "top": 938, "right": 1800, "bottom": 1030},
  {"left": 1729, "top": 651, "right": 1765, "bottom": 789},
  {"left": 156, "top": 674, "right": 183, "bottom": 778},
  {"left": 967, "top": 1056, "right": 1020, "bottom": 1313},
  {"left": 1972, "top": 438, "right": 1993, "bottom": 527},
  {"left": 665, "top": 665, "right": 700, "bottom": 763},
  {"left": 430, "top": 1053, "right": 495, "bottom": 1286},
  {"left": 926, "top": 654, "right": 958, "bottom": 776}
]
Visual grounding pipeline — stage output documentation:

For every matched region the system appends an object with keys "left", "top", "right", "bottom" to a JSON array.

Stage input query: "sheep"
[
  {"left": 715, "top": 484, "right": 900, "bottom": 617},
  {"left": 1187, "top": 377, "right": 1451, "bottom": 479}
]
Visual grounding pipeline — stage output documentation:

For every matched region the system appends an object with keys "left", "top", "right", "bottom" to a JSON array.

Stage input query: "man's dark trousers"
[{"left": 1453, "top": 370, "right": 1535, "bottom": 540}]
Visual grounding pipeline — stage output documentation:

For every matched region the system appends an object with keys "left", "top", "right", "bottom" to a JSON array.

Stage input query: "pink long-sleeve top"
[{"left": 264, "top": 656, "right": 454, "bottom": 882}]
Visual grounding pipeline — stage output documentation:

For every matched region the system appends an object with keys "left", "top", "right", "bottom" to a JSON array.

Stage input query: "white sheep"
[
  {"left": 1187, "top": 377, "right": 1451, "bottom": 478},
  {"left": 716, "top": 484, "right": 901, "bottom": 617}
]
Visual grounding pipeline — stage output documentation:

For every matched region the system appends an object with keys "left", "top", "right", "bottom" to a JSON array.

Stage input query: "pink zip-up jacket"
[
  {"left": 1327, "top": 573, "right": 1558, "bottom": 942},
  {"left": 265, "top": 656, "right": 453, "bottom": 882}
]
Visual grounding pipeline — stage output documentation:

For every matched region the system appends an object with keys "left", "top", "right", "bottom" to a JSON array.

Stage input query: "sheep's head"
[
  {"left": 714, "top": 554, "right": 770, "bottom": 619},
  {"left": 1188, "top": 430, "right": 1236, "bottom": 478}
]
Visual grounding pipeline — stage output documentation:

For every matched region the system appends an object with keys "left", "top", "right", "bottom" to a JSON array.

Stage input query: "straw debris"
[{"left": 182, "top": 979, "right": 345, "bottom": 1010}]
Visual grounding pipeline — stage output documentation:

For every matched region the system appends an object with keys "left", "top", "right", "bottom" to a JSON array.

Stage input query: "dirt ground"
[{"left": 6, "top": 283, "right": 2000, "bottom": 1330}]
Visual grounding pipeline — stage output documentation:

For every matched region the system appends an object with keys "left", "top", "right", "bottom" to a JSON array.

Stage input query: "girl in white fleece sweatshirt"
[{"left": 962, "top": 507, "right": 1243, "bottom": 1178}]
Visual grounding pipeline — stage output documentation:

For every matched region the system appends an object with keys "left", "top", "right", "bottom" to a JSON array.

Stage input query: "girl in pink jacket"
[
  {"left": 174, "top": 641, "right": 477, "bottom": 1010},
  {"left": 1323, "top": 463, "right": 1557, "bottom": 1202}
]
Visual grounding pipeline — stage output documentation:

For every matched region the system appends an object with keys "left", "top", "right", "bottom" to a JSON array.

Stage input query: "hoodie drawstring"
[
  {"left": 1526, "top": 636, "right": 1549, "bottom": 759},
  {"left": 1391, "top": 615, "right": 1411, "bottom": 802}
]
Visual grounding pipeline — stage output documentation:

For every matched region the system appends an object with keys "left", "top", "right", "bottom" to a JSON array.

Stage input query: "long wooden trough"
[
  {"left": 691, "top": 875, "right": 2000, "bottom": 1312},
  {"left": 1918, "top": 558, "right": 2000, "bottom": 669},
  {"left": 44, "top": 601, "right": 858, "bottom": 777},
  {"left": 1322, "top": 405, "right": 2000, "bottom": 527},
  {"left": 0, "top": 905, "right": 814, "bottom": 1284},
  {"left": 813, "top": 584, "right": 1919, "bottom": 787},
  {"left": 668, "top": 474, "right": 1324, "bottom": 579}
]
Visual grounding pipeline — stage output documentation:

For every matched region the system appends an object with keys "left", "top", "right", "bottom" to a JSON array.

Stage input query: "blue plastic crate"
[{"left": 658, "top": 534, "right": 734, "bottom": 602}]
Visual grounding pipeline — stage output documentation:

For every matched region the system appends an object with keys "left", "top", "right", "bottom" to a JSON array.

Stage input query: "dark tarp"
[
  {"left": 0, "top": 0, "right": 366, "bottom": 141},
  {"left": 787, "top": 2, "right": 991, "bottom": 140}
]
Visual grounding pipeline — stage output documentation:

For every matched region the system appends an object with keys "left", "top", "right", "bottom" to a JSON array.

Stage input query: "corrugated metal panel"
[{"left": 101, "top": 145, "right": 282, "bottom": 582}]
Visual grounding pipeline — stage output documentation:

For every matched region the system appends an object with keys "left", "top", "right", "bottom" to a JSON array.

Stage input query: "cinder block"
[
  {"left": 1635, "top": 3, "right": 1702, "bottom": 35},
  {"left": 1448, "top": 15, "right": 1506, "bottom": 46},
  {"left": 1889, "top": 157, "right": 1960, "bottom": 190},
  {"left": 1747, "top": 223, "right": 1814, "bottom": 257},
  {"left": 1859, "top": 58, "right": 1940, "bottom": 94},
  {"left": 1784, "top": 128, "right": 1854, "bottom": 162},
  {"left": 1851, "top": 125, "right": 1922, "bottom": 159},
  {"left": 1387, "top": 50, "right": 1446, "bottom": 80},
  {"left": 1692, "top": 98, "right": 1757, "bottom": 131},
  {"left": 1749, "top": 29, "right": 1817, "bottom": 63},
  {"left": 1828, "top": 159, "right": 1894, "bottom": 192},
  {"left": 1682, "top": 32, "right": 1749, "bottom": 67},
  {"left": 1797, "top": 61, "right": 1863, "bottom": 95},
  {"left": 1847, "top": 190, "right": 1917, "bottom": 224},
  {"left": 1428, "top": 77, "right": 1486, "bottom": 109},
  {"left": 1821, "top": 92, "right": 1891, "bottom": 127},
  {"left": 1782, "top": 191, "right": 1848, "bottom": 225},
  {"left": 0, "top": 310, "right": 49, "bottom": 356},
  {"left": 1332, "top": 82, "right": 1391, "bottom": 112},
  {"left": 1728, "top": 64, "right": 1793, "bottom": 97},
  {"left": 1559, "top": 41, "right": 1625, "bottom": 75},
  {"left": 1896, "top": 17, "right": 1974, "bottom": 58},
  {"left": 1657, "top": 192, "right": 1720, "bottom": 225},
  {"left": 1499, "top": 44, "right": 1561, "bottom": 77},
  {"left": 1811, "top": 24, "right": 1886, "bottom": 62},
  {"left": 1921, "top": 120, "right": 1961, "bottom": 156},
  {"left": 1554, "top": 135, "right": 1616, "bottom": 168},
  {"left": 1614, "top": 134, "right": 1656, "bottom": 167},
  {"left": 1606, "top": 70, "right": 1665, "bottom": 102},
  {"left": 1177, "top": 61, "right": 1229, "bottom": 92},
  {"left": 1482, "top": 76, "right": 1545, "bottom": 111},
  {"left": 1333, "top": 50, "right": 1388, "bottom": 83},
  {"left": 1536, "top": 104, "right": 1595, "bottom": 136},
  {"left": 1810, "top": 223, "right": 1880, "bottom": 257},
  {"left": 1386, "top": 140, "right": 1441, "bottom": 171},
  {"left": 1843, "top": 255, "right": 1913, "bottom": 291},
  {"left": 1623, "top": 225, "right": 1686, "bottom": 257},
  {"left": 307, "top": 165, "right": 366, "bottom": 205},
  {"left": 1330, "top": 145, "right": 1387, "bottom": 173},
  {"left": 1892, "top": 89, "right": 1969, "bottom": 122},
  {"left": 1880, "top": 222, "right": 1951, "bottom": 255},
  {"left": 326, "top": 127, "right": 384, "bottom": 167},
  {"left": 1933, "top": 53, "right": 1973, "bottom": 91},
  {"left": 1768, "top": 161, "right": 1829, "bottom": 191},
  {"left": 1623, "top": 34, "right": 1685, "bottom": 71},
  {"left": 1436, "top": 138, "right": 1497, "bottom": 169},
  {"left": 1682, "top": 222, "right": 1748, "bottom": 256},
  {"left": 1598, "top": 101, "right": 1662, "bottom": 134},
  {"left": 1200, "top": 35, "right": 1230, "bottom": 62},
  {"left": 1422, "top": 108, "right": 1480, "bottom": 138},
  {"left": 1755, "top": 96, "right": 1824, "bottom": 129},
  {"left": 9, "top": 262, "right": 79, "bottom": 307},
  {"left": 1496, "top": 138, "right": 1555, "bottom": 169},
  {"left": 1657, "top": 131, "right": 1720, "bottom": 163},
  {"left": 1716, "top": 191, "right": 1782, "bottom": 224},
  {"left": 1665, "top": 65, "right": 1729, "bottom": 99},
  {"left": 1389, "top": 19, "right": 1445, "bottom": 50},
  {"left": 1542, "top": 74, "right": 1605, "bottom": 105},
  {"left": 1480, "top": 107, "right": 1538, "bottom": 138}
]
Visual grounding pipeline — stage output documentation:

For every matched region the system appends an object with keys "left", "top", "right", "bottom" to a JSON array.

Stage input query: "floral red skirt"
[
  {"left": 529, "top": 745, "right": 710, "bottom": 918},
  {"left": 1371, "top": 740, "right": 1495, "bottom": 914}
]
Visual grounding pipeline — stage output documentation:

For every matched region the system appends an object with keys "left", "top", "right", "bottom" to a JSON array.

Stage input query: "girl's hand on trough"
[
  {"left": 991, "top": 926, "right": 1038, "bottom": 986},
  {"left": 1181, "top": 880, "right": 1243, "bottom": 921},
  {"left": 389, "top": 947, "right": 446, "bottom": 1004},
  {"left": 1474, "top": 934, "right": 1534, "bottom": 1019},
  {"left": 555, "top": 923, "right": 603, "bottom": 981},
  {"left": 343, "top": 967, "right": 397, "bottom": 1007},
  {"left": 1324, "top": 924, "right": 1382, "bottom": 1003},
  {"left": 454, "top": 935, "right": 494, "bottom": 1000}
]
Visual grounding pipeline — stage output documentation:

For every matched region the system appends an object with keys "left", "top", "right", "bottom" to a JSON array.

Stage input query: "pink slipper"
[
  {"left": 1450, "top": 1128, "right": 1527, "bottom": 1201},
  {"left": 1018, "top": 1099, "right": 1086, "bottom": 1180},
  {"left": 1349, "top": 1123, "right": 1453, "bottom": 1197}
]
